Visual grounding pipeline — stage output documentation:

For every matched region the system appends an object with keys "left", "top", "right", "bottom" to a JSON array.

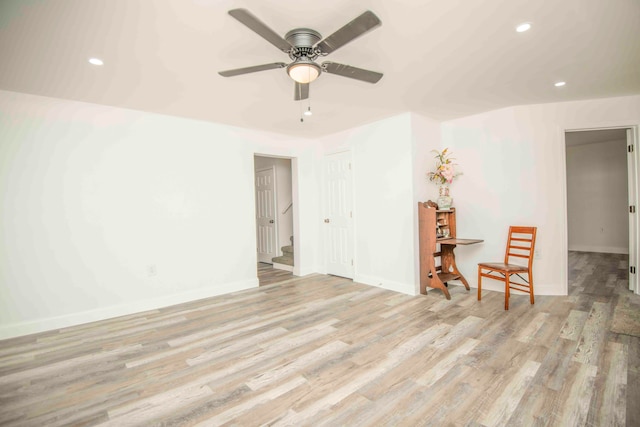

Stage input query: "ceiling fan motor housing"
[{"left": 285, "top": 28, "right": 322, "bottom": 60}]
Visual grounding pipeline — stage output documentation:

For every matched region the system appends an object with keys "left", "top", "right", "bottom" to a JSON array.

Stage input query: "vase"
[{"left": 437, "top": 185, "right": 452, "bottom": 210}]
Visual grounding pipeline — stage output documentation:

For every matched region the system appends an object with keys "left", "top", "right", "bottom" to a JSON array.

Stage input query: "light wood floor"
[
  {"left": 0, "top": 252, "right": 638, "bottom": 426},
  {"left": 258, "top": 263, "right": 293, "bottom": 286}
]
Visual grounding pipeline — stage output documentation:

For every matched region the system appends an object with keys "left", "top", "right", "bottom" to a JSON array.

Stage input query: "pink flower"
[{"left": 440, "top": 163, "right": 456, "bottom": 182}]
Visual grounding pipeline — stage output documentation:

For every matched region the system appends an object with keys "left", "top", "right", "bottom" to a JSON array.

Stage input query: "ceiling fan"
[{"left": 218, "top": 9, "right": 383, "bottom": 101}]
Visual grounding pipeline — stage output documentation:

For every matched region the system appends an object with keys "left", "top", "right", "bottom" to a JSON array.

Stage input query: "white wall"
[
  {"left": 410, "top": 113, "right": 442, "bottom": 293},
  {"left": 254, "top": 156, "right": 294, "bottom": 254},
  {"left": 567, "top": 139, "right": 628, "bottom": 254},
  {"left": 3, "top": 89, "right": 639, "bottom": 338},
  {"left": 442, "top": 95, "right": 640, "bottom": 295},
  {"left": 0, "top": 90, "right": 318, "bottom": 339},
  {"left": 318, "top": 114, "right": 418, "bottom": 294}
]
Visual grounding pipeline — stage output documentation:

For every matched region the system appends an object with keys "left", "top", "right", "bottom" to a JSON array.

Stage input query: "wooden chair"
[{"left": 477, "top": 226, "right": 537, "bottom": 310}]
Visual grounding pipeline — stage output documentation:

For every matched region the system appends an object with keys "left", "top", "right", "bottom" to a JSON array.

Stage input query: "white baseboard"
[
  {"left": 568, "top": 245, "right": 628, "bottom": 254},
  {"left": 272, "top": 262, "right": 294, "bottom": 272},
  {"left": 471, "top": 280, "right": 566, "bottom": 296},
  {"left": 0, "top": 278, "right": 258, "bottom": 340},
  {"left": 354, "top": 273, "right": 415, "bottom": 296},
  {"left": 353, "top": 274, "right": 565, "bottom": 297}
]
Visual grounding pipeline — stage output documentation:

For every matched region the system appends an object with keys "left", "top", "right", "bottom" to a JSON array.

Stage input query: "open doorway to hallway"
[
  {"left": 565, "top": 128, "right": 636, "bottom": 293},
  {"left": 254, "top": 155, "right": 294, "bottom": 285}
]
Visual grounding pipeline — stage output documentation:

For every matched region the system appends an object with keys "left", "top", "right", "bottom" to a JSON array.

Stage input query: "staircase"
[{"left": 272, "top": 236, "right": 294, "bottom": 271}]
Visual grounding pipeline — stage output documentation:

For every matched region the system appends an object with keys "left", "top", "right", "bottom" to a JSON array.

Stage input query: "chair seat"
[{"left": 478, "top": 262, "right": 529, "bottom": 273}]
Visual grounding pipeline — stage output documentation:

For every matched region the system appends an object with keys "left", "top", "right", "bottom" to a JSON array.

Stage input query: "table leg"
[
  {"left": 420, "top": 264, "right": 451, "bottom": 299},
  {"left": 441, "top": 245, "right": 470, "bottom": 291},
  {"left": 429, "top": 271, "right": 451, "bottom": 299}
]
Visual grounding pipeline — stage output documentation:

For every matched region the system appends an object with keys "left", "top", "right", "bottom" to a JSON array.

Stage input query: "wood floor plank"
[
  {"left": 480, "top": 359, "right": 541, "bottom": 426},
  {"left": 626, "top": 335, "right": 640, "bottom": 426},
  {"left": 573, "top": 301, "right": 611, "bottom": 365},
  {"left": 195, "top": 376, "right": 307, "bottom": 426},
  {"left": 551, "top": 362, "right": 598, "bottom": 426},
  {"left": 536, "top": 336, "right": 579, "bottom": 391},
  {"left": 314, "top": 391, "right": 375, "bottom": 426},
  {"left": 515, "top": 311, "right": 550, "bottom": 343},
  {"left": 415, "top": 337, "right": 479, "bottom": 387},
  {"left": 103, "top": 381, "right": 214, "bottom": 426},
  {"left": 410, "top": 365, "right": 478, "bottom": 426},
  {"left": 559, "top": 309, "right": 589, "bottom": 340},
  {"left": 593, "top": 341, "right": 627, "bottom": 426},
  {"left": 245, "top": 340, "right": 349, "bottom": 391}
]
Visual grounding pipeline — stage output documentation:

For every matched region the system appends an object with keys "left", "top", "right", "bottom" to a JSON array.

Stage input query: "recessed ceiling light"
[
  {"left": 516, "top": 22, "right": 531, "bottom": 33},
  {"left": 88, "top": 57, "right": 104, "bottom": 66},
  {"left": 554, "top": 81, "right": 566, "bottom": 87}
]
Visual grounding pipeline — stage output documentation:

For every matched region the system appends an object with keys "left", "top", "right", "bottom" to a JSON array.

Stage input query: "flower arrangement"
[{"left": 427, "top": 148, "right": 462, "bottom": 185}]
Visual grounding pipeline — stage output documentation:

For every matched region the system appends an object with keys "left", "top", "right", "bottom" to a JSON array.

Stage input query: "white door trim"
[{"left": 627, "top": 127, "right": 639, "bottom": 294}]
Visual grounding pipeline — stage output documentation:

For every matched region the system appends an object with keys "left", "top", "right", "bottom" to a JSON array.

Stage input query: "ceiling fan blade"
[
  {"left": 228, "top": 9, "right": 292, "bottom": 52},
  {"left": 322, "top": 62, "right": 383, "bottom": 84},
  {"left": 294, "top": 82, "right": 309, "bottom": 101},
  {"left": 218, "top": 62, "right": 286, "bottom": 77},
  {"left": 315, "top": 11, "right": 381, "bottom": 55}
]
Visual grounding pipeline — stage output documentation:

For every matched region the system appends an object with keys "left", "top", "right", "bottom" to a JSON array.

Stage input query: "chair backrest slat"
[
  {"left": 508, "top": 253, "right": 530, "bottom": 259},
  {"left": 503, "top": 226, "right": 537, "bottom": 268}
]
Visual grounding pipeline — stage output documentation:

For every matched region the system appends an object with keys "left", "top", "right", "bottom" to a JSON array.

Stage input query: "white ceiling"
[{"left": 1, "top": 0, "right": 639, "bottom": 137}]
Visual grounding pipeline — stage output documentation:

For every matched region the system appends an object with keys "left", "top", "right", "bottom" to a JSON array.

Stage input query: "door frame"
[
  {"left": 561, "top": 124, "right": 639, "bottom": 295},
  {"left": 253, "top": 153, "right": 300, "bottom": 276}
]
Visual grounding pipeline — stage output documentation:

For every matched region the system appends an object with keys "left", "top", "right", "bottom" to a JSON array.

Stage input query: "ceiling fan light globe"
[{"left": 287, "top": 62, "right": 320, "bottom": 84}]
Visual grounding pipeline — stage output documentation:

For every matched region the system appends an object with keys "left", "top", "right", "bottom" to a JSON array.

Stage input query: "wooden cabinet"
[{"left": 418, "top": 203, "right": 483, "bottom": 299}]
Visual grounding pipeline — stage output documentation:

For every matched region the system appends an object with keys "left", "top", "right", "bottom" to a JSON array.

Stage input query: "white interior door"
[
  {"left": 324, "top": 151, "right": 354, "bottom": 278},
  {"left": 256, "top": 167, "right": 277, "bottom": 264},
  {"left": 627, "top": 128, "right": 638, "bottom": 293}
]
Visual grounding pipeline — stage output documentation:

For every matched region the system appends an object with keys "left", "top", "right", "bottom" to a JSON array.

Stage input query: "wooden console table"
[{"left": 418, "top": 203, "right": 483, "bottom": 299}]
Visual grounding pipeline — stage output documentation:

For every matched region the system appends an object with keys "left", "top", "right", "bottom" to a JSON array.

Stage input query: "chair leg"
[
  {"left": 477, "top": 267, "right": 482, "bottom": 301},
  {"left": 529, "top": 272, "right": 535, "bottom": 305},
  {"left": 505, "top": 273, "right": 511, "bottom": 310}
]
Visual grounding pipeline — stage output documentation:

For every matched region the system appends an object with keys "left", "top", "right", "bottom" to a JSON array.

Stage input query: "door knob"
[
  {"left": 269, "top": 220, "right": 274, "bottom": 223},
  {"left": 324, "top": 218, "right": 330, "bottom": 223}
]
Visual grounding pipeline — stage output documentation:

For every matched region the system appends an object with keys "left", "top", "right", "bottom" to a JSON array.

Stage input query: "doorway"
[
  {"left": 254, "top": 155, "right": 294, "bottom": 277},
  {"left": 565, "top": 127, "right": 638, "bottom": 294}
]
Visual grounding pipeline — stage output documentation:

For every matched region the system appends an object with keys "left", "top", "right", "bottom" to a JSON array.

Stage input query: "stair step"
[
  {"left": 281, "top": 245, "right": 293, "bottom": 255},
  {"left": 272, "top": 255, "right": 294, "bottom": 266}
]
